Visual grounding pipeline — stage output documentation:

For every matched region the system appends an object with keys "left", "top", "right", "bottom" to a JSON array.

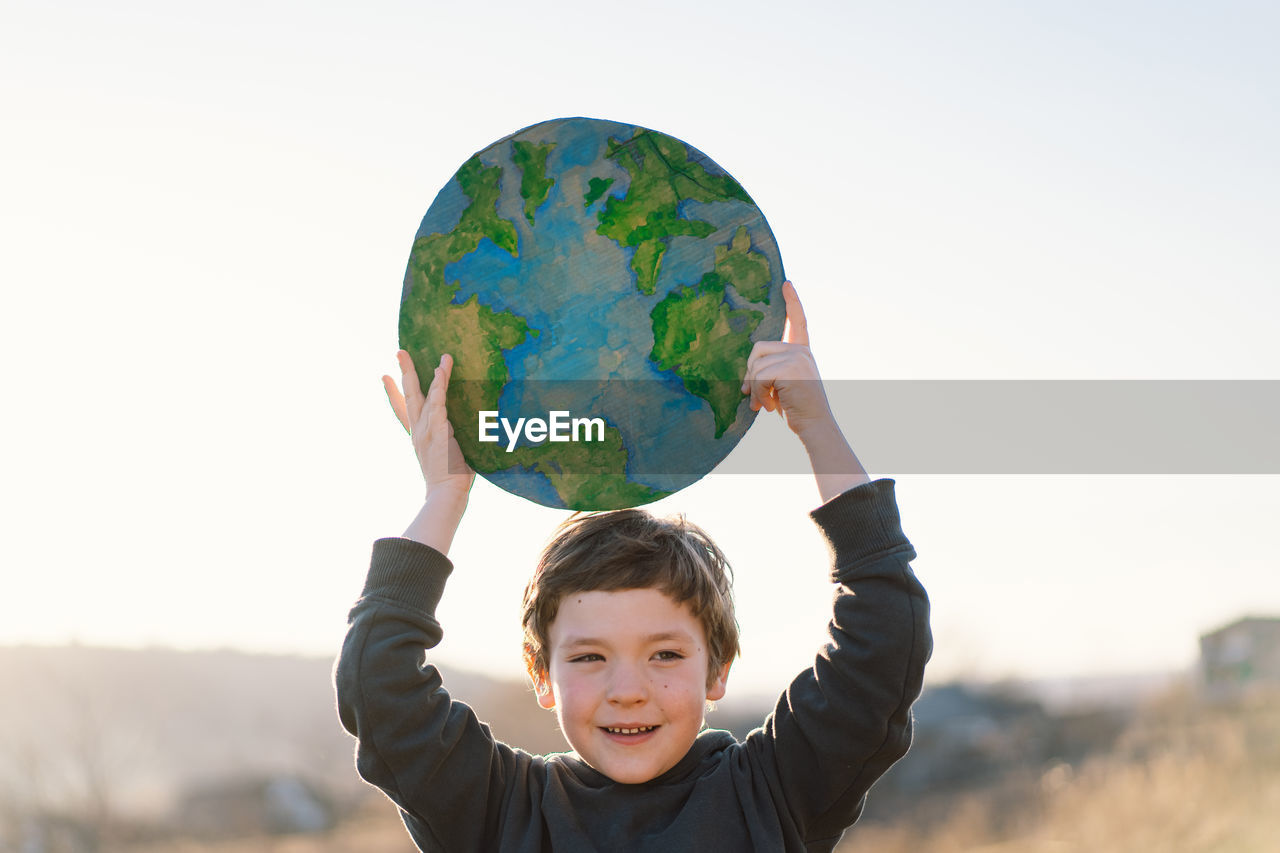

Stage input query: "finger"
[
  {"left": 744, "top": 351, "right": 812, "bottom": 413},
  {"left": 758, "top": 382, "right": 779, "bottom": 413},
  {"left": 754, "top": 386, "right": 778, "bottom": 413},
  {"left": 744, "top": 344, "right": 799, "bottom": 376},
  {"left": 741, "top": 340, "right": 796, "bottom": 392},
  {"left": 746, "top": 375, "right": 783, "bottom": 413},
  {"left": 745, "top": 351, "right": 804, "bottom": 382},
  {"left": 425, "top": 361, "right": 448, "bottom": 428},
  {"left": 781, "top": 281, "right": 809, "bottom": 347},
  {"left": 397, "top": 350, "right": 427, "bottom": 425},
  {"left": 742, "top": 368, "right": 778, "bottom": 414},
  {"left": 742, "top": 347, "right": 771, "bottom": 411},
  {"left": 744, "top": 340, "right": 793, "bottom": 366},
  {"left": 382, "top": 374, "right": 411, "bottom": 434},
  {"left": 423, "top": 353, "right": 457, "bottom": 436}
]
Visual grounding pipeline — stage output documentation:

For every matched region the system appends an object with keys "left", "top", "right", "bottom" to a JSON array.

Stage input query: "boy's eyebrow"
[{"left": 560, "top": 630, "right": 697, "bottom": 649}]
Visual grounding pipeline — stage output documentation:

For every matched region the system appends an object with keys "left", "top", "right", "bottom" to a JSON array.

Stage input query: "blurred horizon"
[{"left": 0, "top": 603, "right": 1263, "bottom": 713}]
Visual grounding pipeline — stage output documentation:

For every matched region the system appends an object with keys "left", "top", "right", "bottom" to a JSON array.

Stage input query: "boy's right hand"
[
  {"left": 741, "top": 281, "right": 836, "bottom": 441},
  {"left": 382, "top": 350, "right": 475, "bottom": 504}
]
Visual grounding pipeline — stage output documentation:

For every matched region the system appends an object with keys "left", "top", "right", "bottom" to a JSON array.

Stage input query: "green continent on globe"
[
  {"left": 583, "top": 177, "right": 614, "bottom": 208},
  {"left": 504, "top": 426, "right": 671, "bottom": 510},
  {"left": 399, "top": 154, "right": 533, "bottom": 451},
  {"left": 594, "top": 129, "right": 753, "bottom": 296},
  {"left": 511, "top": 140, "right": 556, "bottom": 226},
  {"left": 701, "top": 225, "right": 772, "bottom": 304},
  {"left": 400, "top": 148, "right": 672, "bottom": 510},
  {"left": 649, "top": 278, "right": 764, "bottom": 439}
]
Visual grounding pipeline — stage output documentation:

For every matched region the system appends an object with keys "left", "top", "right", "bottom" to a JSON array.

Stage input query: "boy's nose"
[{"left": 606, "top": 664, "right": 649, "bottom": 705}]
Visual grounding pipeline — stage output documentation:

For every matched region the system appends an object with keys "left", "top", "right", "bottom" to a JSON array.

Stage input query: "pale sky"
[{"left": 2, "top": 0, "right": 1277, "bottom": 700}]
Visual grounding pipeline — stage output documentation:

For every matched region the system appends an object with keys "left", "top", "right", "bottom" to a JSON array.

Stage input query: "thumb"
[
  {"left": 781, "top": 281, "right": 809, "bottom": 347},
  {"left": 382, "top": 374, "right": 411, "bottom": 434}
]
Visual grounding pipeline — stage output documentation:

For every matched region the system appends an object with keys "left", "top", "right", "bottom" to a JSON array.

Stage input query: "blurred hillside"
[
  {"left": 0, "top": 645, "right": 563, "bottom": 851},
  {"left": 2, "top": 645, "right": 1277, "bottom": 852}
]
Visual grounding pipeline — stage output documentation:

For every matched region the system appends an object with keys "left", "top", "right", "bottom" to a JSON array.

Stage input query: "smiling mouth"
[{"left": 602, "top": 725, "right": 659, "bottom": 735}]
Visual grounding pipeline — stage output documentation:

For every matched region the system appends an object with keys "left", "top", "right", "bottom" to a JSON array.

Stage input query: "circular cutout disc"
[{"left": 399, "top": 117, "right": 785, "bottom": 510}]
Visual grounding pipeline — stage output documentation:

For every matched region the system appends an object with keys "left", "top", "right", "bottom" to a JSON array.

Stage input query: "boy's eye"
[
  {"left": 654, "top": 650, "right": 685, "bottom": 662},
  {"left": 569, "top": 653, "right": 604, "bottom": 663}
]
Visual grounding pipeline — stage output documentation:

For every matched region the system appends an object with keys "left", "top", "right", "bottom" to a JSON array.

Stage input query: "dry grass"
[
  {"left": 110, "top": 801, "right": 414, "bottom": 853},
  {"left": 839, "top": 688, "right": 1280, "bottom": 853},
  {"left": 99, "top": 688, "right": 1280, "bottom": 853}
]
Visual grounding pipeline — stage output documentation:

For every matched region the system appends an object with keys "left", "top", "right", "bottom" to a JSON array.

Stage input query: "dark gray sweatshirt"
[{"left": 335, "top": 479, "right": 931, "bottom": 852}]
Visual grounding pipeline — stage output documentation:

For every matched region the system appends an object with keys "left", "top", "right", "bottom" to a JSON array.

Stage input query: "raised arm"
[
  {"left": 335, "top": 352, "right": 527, "bottom": 850},
  {"left": 740, "top": 284, "right": 931, "bottom": 844}
]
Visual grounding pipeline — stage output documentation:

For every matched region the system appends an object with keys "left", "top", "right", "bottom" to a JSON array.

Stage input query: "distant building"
[{"left": 1199, "top": 616, "right": 1280, "bottom": 701}]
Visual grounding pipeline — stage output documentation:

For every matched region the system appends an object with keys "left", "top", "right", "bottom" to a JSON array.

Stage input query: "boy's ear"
[
  {"left": 533, "top": 672, "right": 556, "bottom": 710},
  {"left": 706, "top": 661, "right": 731, "bottom": 702}
]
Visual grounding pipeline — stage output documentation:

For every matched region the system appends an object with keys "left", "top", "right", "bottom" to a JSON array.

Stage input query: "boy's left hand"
[
  {"left": 741, "top": 281, "right": 836, "bottom": 441},
  {"left": 743, "top": 281, "right": 870, "bottom": 500}
]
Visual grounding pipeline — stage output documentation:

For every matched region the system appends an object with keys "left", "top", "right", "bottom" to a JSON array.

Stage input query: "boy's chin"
[{"left": 581, "top": 738, "right": 687, "bottom": 785}]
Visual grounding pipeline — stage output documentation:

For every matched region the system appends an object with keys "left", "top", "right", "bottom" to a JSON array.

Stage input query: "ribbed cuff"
[
  {"left": 809, "top": 479, "right": 912, "bottom": 580},
  {"left": 363, "top": 538, "right": 455, "bottom": 616}
]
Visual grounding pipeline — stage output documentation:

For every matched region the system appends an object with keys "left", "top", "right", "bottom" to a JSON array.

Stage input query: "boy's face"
[{"left": 535, "top": 587, "right": 729, "bottom": 785}]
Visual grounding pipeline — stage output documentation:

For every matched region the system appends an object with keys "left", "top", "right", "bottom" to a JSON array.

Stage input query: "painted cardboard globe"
[{"left": 399, "top": 117, "right": 785, "bottom": 510}]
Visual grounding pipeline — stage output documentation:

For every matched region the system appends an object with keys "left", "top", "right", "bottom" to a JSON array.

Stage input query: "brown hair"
[{"left": 521, "top": 509, "right": 740, "bottom": 690}]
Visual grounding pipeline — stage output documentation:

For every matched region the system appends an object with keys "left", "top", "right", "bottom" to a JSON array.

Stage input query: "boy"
[{"left": 336, "top": 282, "right": 931, "bottom": 852}]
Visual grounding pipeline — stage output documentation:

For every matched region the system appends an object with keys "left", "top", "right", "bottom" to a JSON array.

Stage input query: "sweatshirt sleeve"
[
  {"left": 746, "top": 478, "right": 932, "bottom": 846},
  {"left": 333, "top": 538, "right": 527, "bottom": 851}
]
